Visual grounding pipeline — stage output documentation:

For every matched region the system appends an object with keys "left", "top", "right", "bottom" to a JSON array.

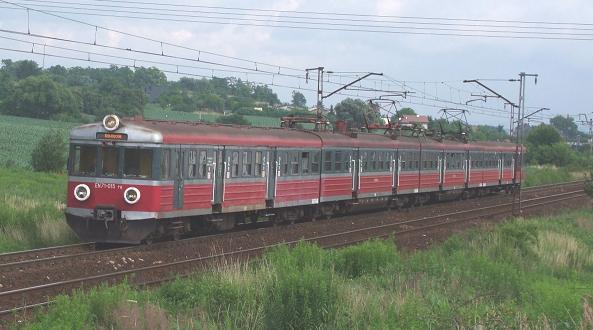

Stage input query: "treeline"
[{"left": 0, "top": 59, "right": 290, "bottom": 121}]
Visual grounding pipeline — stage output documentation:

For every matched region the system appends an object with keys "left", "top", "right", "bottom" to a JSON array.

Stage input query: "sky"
[{"left": 0, "top": 0, "right": 592, "bottom": 130}]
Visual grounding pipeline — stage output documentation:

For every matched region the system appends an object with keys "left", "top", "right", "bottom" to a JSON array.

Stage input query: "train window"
[
  {"left": 324, "top": 151, "right": 333, "bottom": 172},
  {"left": 161, "top": 149, "right": 171, "bottom": 179},
  {"left": 290, "top": 152, "right": 299, "bottom": 175},
  {"left": 101, "top": 147, "right": 119, "bottom": 177},
  {"left": 255, "top": 151, "right": 263, "bottom": 176},
  {"left": 242, "top": 151, "right": 253, "bottom": 177},
  {"left": 301, "top": 152, "right": 310, "bottom": 175},
  {"left": 231, "top": 151, "right": 239, "bottom": 177},
  {"left": 282, "top": 152, "right": 289, "bottom": 175},
  {"left": 123, "top": 149, "right": 153, "bottom": 179},
  {"left": 188, "top": 150, "right": 197, "bottom": 178},
  {"left": 199, "top": 151, "right": 207, "bottom": 178},
  {"left": 71, "top": 145, "right": 97, "bottom": 176},
  {"left": 361, "top": 151, "right": 368, "bottom": 171},
  {"left": 335, "top": 151, "right": 343, "bottom": 172},
  {"left": 311, "top": 152, "right": 320, "bottom": 173}
]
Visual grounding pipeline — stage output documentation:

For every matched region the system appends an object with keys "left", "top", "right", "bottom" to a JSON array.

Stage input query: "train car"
[{"left": 65, "top": 115, "right": 523, "bottom": 244}]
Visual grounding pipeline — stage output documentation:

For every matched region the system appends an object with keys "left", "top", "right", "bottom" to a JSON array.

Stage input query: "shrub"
[
  {"left": 31, "top": 130, "right": 67, "bottom": 172},
  {"left": 216, "top": 113, "right": 250, "bottom": 125}
]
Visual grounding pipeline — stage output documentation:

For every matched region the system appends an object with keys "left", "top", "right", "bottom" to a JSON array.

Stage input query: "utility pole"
[
  {"left": 514, "top": 72, "right": 538, "bottom": 216},
  {"left": 306, "top": 67, "right": 382, "bottom": 130},
  {"left": 577, "top": 113, "right": 593, "bottom": 155}
]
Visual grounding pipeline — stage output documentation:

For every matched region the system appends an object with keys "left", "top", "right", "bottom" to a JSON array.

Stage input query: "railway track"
[
  {"left": 0, "top": 181, "right": 587, "bottom": 320},
  {"left": 0, "top": 242, "right": 95, "bottom": 267}
]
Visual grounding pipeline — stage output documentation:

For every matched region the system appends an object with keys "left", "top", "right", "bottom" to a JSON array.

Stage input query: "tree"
[
  {"left": 31, "top": 130, "right": 67, "bottom": 172},
  {"left": 1, "top": 59, "right": 41, "bottom": 80},
  {"left": 2, "top": 75, "right": 82, "bottom": 119},
  {"left": 526, "top": 124, "right": 561, "bottom": 146},
  {"left": 398, "top": 107, "right": 416, "bottom": 116},
  {"left": 550, "top": 115, "right": 578, "bottom": 142},
  {"left": 334, "top": 98, "right": 379, "bottom": 129},
  {"left": 291, "top": 91, "right": 307, "bottom": 108},
  {"left": 133, "top": 66, "right": 167, "bottom": 93}
]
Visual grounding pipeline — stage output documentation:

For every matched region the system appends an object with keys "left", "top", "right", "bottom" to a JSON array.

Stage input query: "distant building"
[{"left": 399, "top": 115, "right": 429, "bottom": 130}]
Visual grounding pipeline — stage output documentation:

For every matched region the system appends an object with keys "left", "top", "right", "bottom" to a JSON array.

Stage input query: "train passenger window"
[
  {"left": 188, "top": 150, "right": 197, "bottom": 178},
  {"left": 242, "top": 151, "right": 253, "bottom": 177},
  {"left": 101, "top": 147, "right": 119, "bottom": 177},
  {"left": 361, "top": 151, "right": 368, "bottom": 171},
  {"left": 199, "top": 151, "right": 207, "bottom": 178},
  {"left": 71, "top": 145, "right": 97, "bottom": 176},
  {"left": 401, "top": 160, "right": 406, "bottom": 170},
  {"left": 255, "top": 152, "right": 263, "bottom": 176},
  {"left": 323, "top": 151, "right": 333, "bottom": 172},
  {"left": 311, "top": 152, "right": 320, "bottom": 173},
  {"left": 124, "top": 149, "right": 153, "bottom": 178},
  {"left": 161, "top": 149, "right": 171, "bottom": 179},
  {"left": 301, "top": 152, "right": 310, "bottom": 175},
  {"left": 231, "top": 151, "right": 239, "bottom": 177}
]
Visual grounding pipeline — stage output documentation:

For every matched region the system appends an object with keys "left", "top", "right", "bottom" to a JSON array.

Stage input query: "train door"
[
  {"left": 212, "top": 148, "right": 226, "bottom": 206},
  {"left": 351, "top": 148, "right": 360, "bottom": 195},
  {"left": 463, "top": 150, "right": 470, "bottom": 187},
  {"left": 172, "top": 147, "right": 184, "bottom": 209},
  {"left": 395, "top": 150, "right": 402, "bottom": 190},
  {"left": 266, "top": 148, "right": 278, "bottom": 202},
  {"left": 389, "top": 150, "right": 397, "bottom": 191},
  {"left": 438, "top": 150, "right": 445, "bottom": 188}
]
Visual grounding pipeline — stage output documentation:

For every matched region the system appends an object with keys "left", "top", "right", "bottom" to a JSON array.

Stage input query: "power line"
[
  {"left": 3, "top": 4, "right": 593, "bottom": 41},
  {"left": 17, "top": 0, "right": 593, "bottom": 27},
  {"left": 10, "top": 0, "right": 593, "bottom": 33},
  {"left": 0, "top": 0, "right": 306, "bottom": 73}
]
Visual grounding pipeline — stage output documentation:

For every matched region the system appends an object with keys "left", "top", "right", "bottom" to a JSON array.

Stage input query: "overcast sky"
[{"left": 0, "top": 0, "right": 592, "bottom": 130}]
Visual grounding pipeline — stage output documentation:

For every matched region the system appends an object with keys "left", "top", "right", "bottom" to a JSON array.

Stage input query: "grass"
[
  {"left": 0, "top": 114, "right": 76, "bottom": 169},
  {"left": 14, "top": 209, "right": 593, "bottom": 329},
  {"left": 0, "top": 167, "right": 77, "bottom": 252},
  {"left": 523, "top": 165, "right": 581, "bottom": 187}
]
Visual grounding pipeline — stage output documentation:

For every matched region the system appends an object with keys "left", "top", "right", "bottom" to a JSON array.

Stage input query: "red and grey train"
[{"left": 66, "top": 115, "right": 522, "bottom": 244}]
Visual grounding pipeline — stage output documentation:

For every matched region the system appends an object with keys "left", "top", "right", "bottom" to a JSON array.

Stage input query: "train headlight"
[
  {"left": 74, "top": 184, "right": 91, "bottom": 202},
  {"left": 124, "top": 187, "right": 141, "bottom": 204},
  {"left": 102, "top": 114, "right": 120, "bottom": 131}
]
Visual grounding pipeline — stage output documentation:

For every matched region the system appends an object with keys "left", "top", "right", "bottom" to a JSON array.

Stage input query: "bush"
[
  {"left": 31, "top": 130, "right": 67, "bottom": 172},
  {"left": 216, "top": 113, "right": 250, "bottom": 125}
]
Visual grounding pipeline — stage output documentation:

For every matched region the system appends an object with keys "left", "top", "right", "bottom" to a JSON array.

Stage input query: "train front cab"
[{"left": 66, "top": 141, "right": 165, "bottom": 244}]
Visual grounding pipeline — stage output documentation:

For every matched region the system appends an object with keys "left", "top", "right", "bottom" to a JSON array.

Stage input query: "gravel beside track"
[
  {"left": 0, "top": 181, "right": 587, "bottom": 319},
  {"left": 0, "top": 243, "right": 94, "bottom": 267}
]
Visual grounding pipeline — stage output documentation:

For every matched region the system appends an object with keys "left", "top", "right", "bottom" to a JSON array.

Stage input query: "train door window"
[
  {"left": 323, "top": 151, "right": 333, "bottom": 172},
  {"left": 71, "top": 145, "right": 97, "bottom": 176},
  {"left": 242, "top": 151, "right": 253, "bottom": 177},
  {"left": 231, "top": 151, "right": 239, "bottom": 177},
  {"left": 312, "top": 151, "right": 320, "bottom": 173},
  {"left": 188, "top": 150, "right": 197, "bottom": 178},
  {"left": 101, "top": 147, "right": 119, "bottom": 177},
  {"left": 124, "top": 148, "right": 153, "bottom": 179},
  {"left": 361, "top": 151, "right": 368, "bottom": 171},
  {"left": 301, "top": 152, "right": 310, "bottom": 175},
  {"left": 289, "top": 152, "right": 299, "bottom": 175},
  {"left": 335, "top": 151, "right": 343, "bottom": 172},
  {"left": 198, "top": 151, "right": 207, "bottom": 178},
  {"left": 255, "top": 151, "right": 263, "bottom": 176},
  {"left": 161, "top": 149, "right": 171, "bottom": 179}
]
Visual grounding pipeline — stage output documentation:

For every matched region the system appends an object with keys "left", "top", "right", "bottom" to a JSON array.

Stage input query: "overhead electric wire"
[
  {"left": 16, "top": 0, "right": 593, "bottom": 27},
  {"left": 3, "top": 4, "right": 593, "bottom": 40},
  {"left": 0, "top": 0, "right": 306, "bottom": 73},
  {"left": 10, "top": 0, "right": 593, "bottom": 34}
]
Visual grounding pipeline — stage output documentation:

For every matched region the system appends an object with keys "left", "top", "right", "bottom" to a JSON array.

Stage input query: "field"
[
  {"left": 0, "top": 114, "right": 75, "bottom": 169},
  {"left": 15, "top": 209, "right": 593, "bottom": 329},
  {"left": 0, "top": 167, "right": 76, "bottom": 252}
]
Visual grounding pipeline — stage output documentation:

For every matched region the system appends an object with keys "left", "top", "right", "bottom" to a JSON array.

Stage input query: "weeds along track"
[{"left": 0, "top": 182, "right": 587, "bottom": 318}]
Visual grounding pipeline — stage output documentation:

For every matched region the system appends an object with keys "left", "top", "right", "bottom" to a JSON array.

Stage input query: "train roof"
[{"left": 70, "top": 118, "right": 518, "bottom": 152}]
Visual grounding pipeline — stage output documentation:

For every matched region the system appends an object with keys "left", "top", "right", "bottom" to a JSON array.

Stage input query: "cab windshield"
[{"left": 69, "top": 145, "right": 154, "bottom": 179}]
